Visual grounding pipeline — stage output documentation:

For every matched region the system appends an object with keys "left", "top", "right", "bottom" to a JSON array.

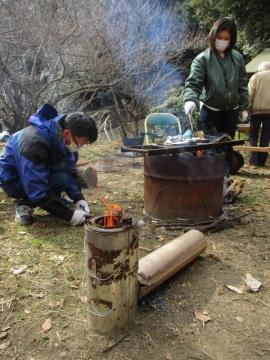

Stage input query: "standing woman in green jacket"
[{"left": 183, "top": 17, "right": 249, "bottom": 176}]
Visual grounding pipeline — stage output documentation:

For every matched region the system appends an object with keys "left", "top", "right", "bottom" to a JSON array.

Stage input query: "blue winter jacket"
[{"left": 0, "top": 104, "right": 84, "bottom": 221}]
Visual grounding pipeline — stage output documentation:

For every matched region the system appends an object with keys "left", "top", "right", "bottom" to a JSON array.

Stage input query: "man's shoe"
[{"left": 15, "top": 205, "right": 34, "bottom": 225}]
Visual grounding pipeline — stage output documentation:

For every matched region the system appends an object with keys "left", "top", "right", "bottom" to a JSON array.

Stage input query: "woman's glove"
[
  {"left": 184, "top": 101, "right": 196, "bottom": 115},
  {"left": 240, "top": 110, "right": 249, "bottom": 123},
  {"left": 75, "top": 200, "right": 90, "bottom": 215},
  {"left": 70, "top": 209, "right": 88, "bottom": 226}
]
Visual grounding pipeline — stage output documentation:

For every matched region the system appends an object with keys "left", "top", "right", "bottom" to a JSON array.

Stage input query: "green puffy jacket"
[{"left": 184, "top": 48, "right": 249, "bottom": 111}]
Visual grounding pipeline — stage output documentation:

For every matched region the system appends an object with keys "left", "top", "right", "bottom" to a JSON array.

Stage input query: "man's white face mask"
[
  {"left": 215, "top": 39, "right": 230, "bottom": 52},
  {"left": 64, "top": 130, "right": 88, "bottom": 153}
]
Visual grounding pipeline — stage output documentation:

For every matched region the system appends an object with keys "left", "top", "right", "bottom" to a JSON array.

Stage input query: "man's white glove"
[
  {"left": 184, "top": 101, "right": 196, "bottom": 115},
  {"left": 240, "top": 110, "right": 249, "bottom": 123},
  {"left": 70, "top": 209, "right": 88, "bottom": 226},
  {"left": 75, "top": 200, "right": 90, "bottom": 215}
]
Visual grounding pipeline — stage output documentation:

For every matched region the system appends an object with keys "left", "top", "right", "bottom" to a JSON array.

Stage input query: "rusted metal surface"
[
  {"left": 87, "top": 247, "right": 121, "bottom": 268},
  {"left": 121, "top": 139, "right": 244, "bottom": 156},
  {"left": 144, "top": 152, "right": 225, "bottom": 220},
  {"left": 84, "top": 217, "right": 139, "bottom": 335}
]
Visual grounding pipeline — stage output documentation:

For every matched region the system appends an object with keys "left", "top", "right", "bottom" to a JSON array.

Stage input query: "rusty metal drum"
[
  {"left": 84, "top": 217, "right": 139, "bottom": 335},
  {"left": 144, "top": 152, "right": 225, "bottom": 220}
]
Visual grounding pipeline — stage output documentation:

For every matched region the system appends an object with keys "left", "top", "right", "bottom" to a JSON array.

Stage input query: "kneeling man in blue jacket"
[{"left": 0, "top": 104, "right": 97, "bottom": 226}]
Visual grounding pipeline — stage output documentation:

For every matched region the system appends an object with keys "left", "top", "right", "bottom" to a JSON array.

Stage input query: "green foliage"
[
  {"left": 175, "top": 0, "right": 270, "bottom": 58},
  {"left": 29, "top": 237, "right": 43, "bottom": 248},
  {"left": 150, "top": 86, "right": 185, "bottom": 119},
  {"left": 150, "top": 86, "right": 200, "bottom": 132},
  {"left": 241, "top": 194, "right": 259, "bottom": 206}
]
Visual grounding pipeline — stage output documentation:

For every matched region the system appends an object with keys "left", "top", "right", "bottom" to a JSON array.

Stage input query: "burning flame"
[
  {"left": 101, "top": 197, "right": 123, "bottom": 228},
  {"left": 196, "top": 150, "right": 205, "bottom": 157}
]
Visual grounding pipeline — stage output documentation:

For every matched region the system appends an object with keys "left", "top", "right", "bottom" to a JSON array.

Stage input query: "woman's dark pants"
[
  {"left": 200, "top": 105, "right": 239, "bottom": 177},
  {"left": 249, "top": 114, "right": 270, "bottom": 166}
]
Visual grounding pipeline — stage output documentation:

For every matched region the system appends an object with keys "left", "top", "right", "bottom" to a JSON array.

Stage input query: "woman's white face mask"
[{"left": 215, "top": 39, "right": 230, "bottom": 52}]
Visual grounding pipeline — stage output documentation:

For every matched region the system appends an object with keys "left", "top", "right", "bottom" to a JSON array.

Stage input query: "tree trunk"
[{"left": 112, "top": 91, "right": 127, "bottom": 137}]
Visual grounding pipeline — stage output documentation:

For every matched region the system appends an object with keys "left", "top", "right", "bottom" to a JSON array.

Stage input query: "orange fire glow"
[
  {"left": 101, "top": 197, "right": 123, "bottom": 228},
  {"left": 196, "top": 150, "right": 205, "bottom": 157}
]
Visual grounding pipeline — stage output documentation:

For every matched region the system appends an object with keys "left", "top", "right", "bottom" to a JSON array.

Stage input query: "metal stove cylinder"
[
  {"left": 84, "top": 217, "right": 138, "bottom": 335},
  {"left": 144, "top": 152, "right": 225, "bottom": 220}
]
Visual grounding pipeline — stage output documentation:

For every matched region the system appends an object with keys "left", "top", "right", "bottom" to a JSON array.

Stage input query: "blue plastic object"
[{"left": 183, "top": 129, "right": 192, "bottom": 139}]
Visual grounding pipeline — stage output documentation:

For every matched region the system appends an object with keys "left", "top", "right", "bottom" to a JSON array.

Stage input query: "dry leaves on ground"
[
  {"left": 10, "top": 265, "right": 28, "bottom": 275},
  {"left": 79, "top": 296, "right": 88, "bottom": 304},
  {"left": 42, "top": 318, "right": 52, "bottom": 332},
  {"left": 0, "top": 341, "right": 10, "bottom": 350},
  {"left": 243, "top": 273, "right": 262, "bottom": 292},
  {"left": 165, "top": 352, "right": 173, "bottom": 360},
  {"left": 194, "top": 310, "right": 211, "bottom": 324},
  {"left": 225, "top": 284, "right": 245, "bottom": 294}
]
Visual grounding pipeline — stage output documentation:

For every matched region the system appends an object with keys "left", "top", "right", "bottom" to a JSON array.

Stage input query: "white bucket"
[{"left": 98, "top": 157, "right": 113, "bottom": 172}]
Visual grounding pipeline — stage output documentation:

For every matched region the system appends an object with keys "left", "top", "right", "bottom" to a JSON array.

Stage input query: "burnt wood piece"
[
  {"left": 77, "top": 165, "right": 97, "bottom": 188},
  {"left": 121, "top": 140, "right": 245, "bottom": 156}
]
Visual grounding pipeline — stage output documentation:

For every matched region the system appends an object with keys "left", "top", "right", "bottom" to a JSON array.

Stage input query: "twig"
[
  {"left": 232, "top": 327, "right": 248, "bottom": 332},
  {"left": 4, "top": 311, "right": 12, "bottom": 323},
  {"left": 256, "top": 299, "right": 270, "bottom": 309},
  {"left": 20, "top": 326, "right": 35, "bottom": 337},
  {"left": 101, "top": 334, "right": 128, "bottom": 353},
  {"left": 202, "top": 348, "right": 212, "bottom": 359},
  {"left": 144, "top": 331, "right": 157, "bottom": 348},
  {"left": 155, "top": 211, "right": 248, "bottom": 233},
  {"left": 139, "top": 246, "right": 152, "bottom": 252},
  {"left": 56, "top": 331, "right": 62, "bottom": 342}
]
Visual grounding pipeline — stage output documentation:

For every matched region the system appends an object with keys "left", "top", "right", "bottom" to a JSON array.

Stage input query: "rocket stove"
[
  {"left": 84, "top": 208, "right": 138, "bottom": 335},
  {"left": 84, "top": 210, "right": 207, "bottom": 336}
]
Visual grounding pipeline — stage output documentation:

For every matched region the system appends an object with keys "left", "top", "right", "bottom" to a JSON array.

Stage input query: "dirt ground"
[{"left": 0, "top": 140, "right": 270, "bottom": 360}]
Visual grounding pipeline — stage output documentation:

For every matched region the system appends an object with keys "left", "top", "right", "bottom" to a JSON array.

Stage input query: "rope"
[{"left": 87, "top": 300, "right": 124, "bottom": 317}]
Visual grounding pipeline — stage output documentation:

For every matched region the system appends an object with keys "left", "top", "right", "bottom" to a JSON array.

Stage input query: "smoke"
[{"left": 103, "top": 0, "right": 183, "bottom": 106}]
